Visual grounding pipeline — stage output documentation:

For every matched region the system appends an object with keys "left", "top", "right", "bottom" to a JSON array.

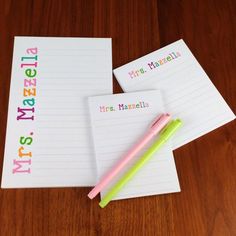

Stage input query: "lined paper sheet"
[
  {"left": 114, "top": 39, "right": 235, "bottom": 149},
  {"left": 1, "top": 37, "right": 112, "bottom": 188},
  {"left": 89, "top": 91, "right": 180, "bottom": 200}
]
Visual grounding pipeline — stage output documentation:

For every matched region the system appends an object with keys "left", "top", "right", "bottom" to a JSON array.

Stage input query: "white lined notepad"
[
  {"left": 89, "top": 91, "right": 180, "bottom": 200},
  {"left": 114, "top": 39, "right": 235, "bottom": 149},
  {"left": 1, "top": 37, "right": 112, "bottom": 188}
]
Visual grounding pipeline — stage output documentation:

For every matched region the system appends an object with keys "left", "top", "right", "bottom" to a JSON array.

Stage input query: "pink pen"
[{"left": 88, "top": 113, "right": 171, "bottom": 199}]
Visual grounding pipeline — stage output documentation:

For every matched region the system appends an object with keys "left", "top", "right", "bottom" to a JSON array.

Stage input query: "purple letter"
[{"left": 17, "top": 107, "right": 35, "bottom": 120}]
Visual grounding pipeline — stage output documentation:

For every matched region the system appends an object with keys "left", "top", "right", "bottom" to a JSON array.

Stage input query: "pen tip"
[
  {"left": 88, "top": 190, "right": 96, "bottom": 199},
  {"left": 99, "top": 201, "right": 106, "bottom": 208},
  {"left": 175, "top": 119, "right": 182, "bottom": 125}
]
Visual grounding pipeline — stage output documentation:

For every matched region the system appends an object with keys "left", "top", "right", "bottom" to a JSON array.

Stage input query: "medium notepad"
[
  {"left": 89, "top": 90, "right": 180, "bottom": 200},
  {"left": 1, "top": 37, "right": 112, "bottom": 188},
  {"left": 114, "top": 39, "right": 235, "bottom": 149}
]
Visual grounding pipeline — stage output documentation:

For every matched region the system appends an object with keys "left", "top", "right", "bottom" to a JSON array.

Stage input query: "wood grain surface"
[{"left": 0, "top": 0, "right": 235, "bottom": 235}]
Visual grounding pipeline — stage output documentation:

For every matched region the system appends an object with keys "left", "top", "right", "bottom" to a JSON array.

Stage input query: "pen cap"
[
  {"left": 150, "top": 113, "right": 171, "bottom": 135},
  {"left": 160, "top": 119, "right": 182, "bottom": 140}
]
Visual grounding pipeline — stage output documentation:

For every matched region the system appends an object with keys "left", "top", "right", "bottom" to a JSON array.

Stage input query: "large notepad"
[
  {"left": 114, "top": 39, "right": 235, "bottom": 149},
  {"left": 1, "top": 37, "right": 112, "bottom": 188},
  {"left": 89, "top": 90, "right": 180, "bottom": 200}
]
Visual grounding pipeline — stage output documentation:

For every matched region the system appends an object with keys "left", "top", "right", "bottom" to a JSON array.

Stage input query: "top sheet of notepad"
[
  {"left": 88, "top": 90, "right": 180, "bottom": 200},
  {"left": 114, "top": 39, "right": 235, "bottom": 149},
  {"left": 1, "top": 37, "right": 112, "bottom": 188}
]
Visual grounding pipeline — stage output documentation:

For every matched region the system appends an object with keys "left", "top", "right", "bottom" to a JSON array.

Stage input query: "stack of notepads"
[{"left": 1, "top": 37, "right": 235, "bottom": 206}]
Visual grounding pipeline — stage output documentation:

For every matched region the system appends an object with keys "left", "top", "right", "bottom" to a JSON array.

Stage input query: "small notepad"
[
  {"left": 1, "top": 37, "right": 112, "bottom": 188},
  {"left": 89, "top": 90, "right": 180, "bottom": 200},
  {"left": 114, "top": 39, "right": 235, "bottom": 149}
]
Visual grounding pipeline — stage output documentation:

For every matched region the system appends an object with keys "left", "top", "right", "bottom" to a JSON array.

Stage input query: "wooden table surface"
[{"left": 0, "top": 0, "right": 235, "bottom": 235}]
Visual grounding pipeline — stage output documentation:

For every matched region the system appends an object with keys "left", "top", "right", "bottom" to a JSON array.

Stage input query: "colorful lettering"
[{"left": 129, "top": 51, "right": 181, "bottom": 79}]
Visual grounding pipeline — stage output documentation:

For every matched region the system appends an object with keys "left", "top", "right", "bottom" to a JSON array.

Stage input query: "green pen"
[{"left": 99, "top": 119, "right": 182, "bottom": 208}]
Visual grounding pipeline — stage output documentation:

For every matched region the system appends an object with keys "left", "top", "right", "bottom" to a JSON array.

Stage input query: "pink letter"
[
  {"left": 26, "top": 47, "right": 38, "bottom": 55},
  {"left": 21, "top": 62, "right": 37, "bottom": 68},
  {"left": 12, "top": 159, "right": 31, "bottom": 174},
  {"left": 128, "top": 71, "right": 135, "bottom": 79}
]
